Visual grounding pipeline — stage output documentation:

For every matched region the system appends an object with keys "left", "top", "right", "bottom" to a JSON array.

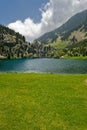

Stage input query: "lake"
[{"left": 0, "top": 58, "right": 87, "bottom": 74}]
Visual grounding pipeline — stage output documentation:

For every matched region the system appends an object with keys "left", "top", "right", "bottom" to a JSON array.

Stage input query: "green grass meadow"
[{"left": 0, "top": 73, "right": 87, "bottom": 130}]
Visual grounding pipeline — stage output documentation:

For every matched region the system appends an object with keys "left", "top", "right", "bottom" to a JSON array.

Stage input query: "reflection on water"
[{"left": 0, "top": 58, "right": 87, "bottom": 74}]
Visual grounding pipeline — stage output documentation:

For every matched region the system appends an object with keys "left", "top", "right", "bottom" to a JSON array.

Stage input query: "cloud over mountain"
[{"left": 8, "top": 0, "right": 87, "bottom": 41}]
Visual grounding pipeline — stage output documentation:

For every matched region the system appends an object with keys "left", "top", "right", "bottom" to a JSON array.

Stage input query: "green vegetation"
[
  {"left": 44, "top": 39, "right": 87, "bottom": 59},
  {"left": 0, "top": 73, "right": 87, "bottom": 130},
  {"left": 49, "top": 41, "right": 69, "bottom": 58},
  {"left": 64, "top": 39, "right": 87, "bottom": 58},
  {"left": 63, "top": 55, "right": 87, "bottom": 60}
]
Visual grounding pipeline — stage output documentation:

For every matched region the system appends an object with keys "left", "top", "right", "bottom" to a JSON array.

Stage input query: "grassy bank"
[
  {"left": 0, "top": 73, "right": 87, "bottom": 130},
  {"left": 63, "top": 55, "right": 87, "bottom": 60}
]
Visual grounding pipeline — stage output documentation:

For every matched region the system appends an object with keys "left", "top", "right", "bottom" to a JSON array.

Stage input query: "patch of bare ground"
[
  {"left": 85, "top": 79, "right": 87, "bottom": 84},
  {"left": 0, "top": 55, "right": 6, "bottom": 59}
]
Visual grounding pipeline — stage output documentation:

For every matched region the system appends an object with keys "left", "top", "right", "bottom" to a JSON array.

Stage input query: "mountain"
[
  {"left": 0, "top": 25, "right": 54, "bottom": 59},
  {"left": 1, "top": 10, "right": 87, "bottom": 59},
  {"left": 0, "top": 25, "right": 31, "bottom": 59},
  {"left": 37, "top": 10, "right": 87, "bottom": 44}
]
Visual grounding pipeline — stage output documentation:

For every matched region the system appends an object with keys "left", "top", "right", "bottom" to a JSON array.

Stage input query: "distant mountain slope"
[{"left": 37, "top": 10, "right": 87, "bottom": 44}]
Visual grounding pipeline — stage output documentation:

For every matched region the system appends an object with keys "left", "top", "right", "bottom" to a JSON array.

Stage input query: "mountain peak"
[{"left": 36, "top": 10, "right": 87, "bottom": 44}]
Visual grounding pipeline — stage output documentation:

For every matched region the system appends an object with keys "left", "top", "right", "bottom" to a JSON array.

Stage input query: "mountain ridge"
[
  {"left": 36, "top": 10, "right": 87, "bottom": 44},
  {"left": 0, "top": 9, "right": 87, "bottom": 59},
  {"left": 0, "top": 25, "right": 31, "bottom": 59}
]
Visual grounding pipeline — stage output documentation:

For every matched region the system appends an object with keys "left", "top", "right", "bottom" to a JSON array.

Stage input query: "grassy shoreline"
[
  {"left": 63, "top": 56, "right": 87, "bottom": 60},
  {"left": 0, "top": 73, "right": 87, "bottom": 130}
]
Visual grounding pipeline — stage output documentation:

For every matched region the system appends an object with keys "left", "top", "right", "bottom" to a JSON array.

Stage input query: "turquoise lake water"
[{"left": 0, "top": 58, "right": 87, "bottom": 74}]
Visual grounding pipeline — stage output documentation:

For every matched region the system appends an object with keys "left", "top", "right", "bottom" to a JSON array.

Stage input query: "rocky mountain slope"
[
  {"left": 0, "top": 25, "right": 36, "bottom": 59},
  {"left": 37, "top": 10, "right": 87, "bottom": 44},
  {"left": 0, "top": 25, "right": 54, "bottom": 59}
]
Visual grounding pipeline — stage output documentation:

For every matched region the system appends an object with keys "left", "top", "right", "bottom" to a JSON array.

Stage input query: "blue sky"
[
  {"left": 0, "top": 0, "right": 48, "bottom": 25},
  {"left": 0, "top": 0, "right": 87, "bottom": 41}
]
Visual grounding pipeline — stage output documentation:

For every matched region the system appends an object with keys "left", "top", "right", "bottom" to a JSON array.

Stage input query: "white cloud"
[{"left": 8, "top": 0, "right": 87, "bottom": 41}]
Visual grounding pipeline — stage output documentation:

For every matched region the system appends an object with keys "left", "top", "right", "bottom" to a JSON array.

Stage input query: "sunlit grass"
[
  {"left": 0, "top": 73, "right": 87, "bottom": 130},
  {"left": 63, "top": 55, "right": 87, "bottom": 59}
]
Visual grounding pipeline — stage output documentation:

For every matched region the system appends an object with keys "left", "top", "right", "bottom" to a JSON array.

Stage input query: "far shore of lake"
[{"left": 0, "top": 55, "right": 87, "bottom": 60}]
